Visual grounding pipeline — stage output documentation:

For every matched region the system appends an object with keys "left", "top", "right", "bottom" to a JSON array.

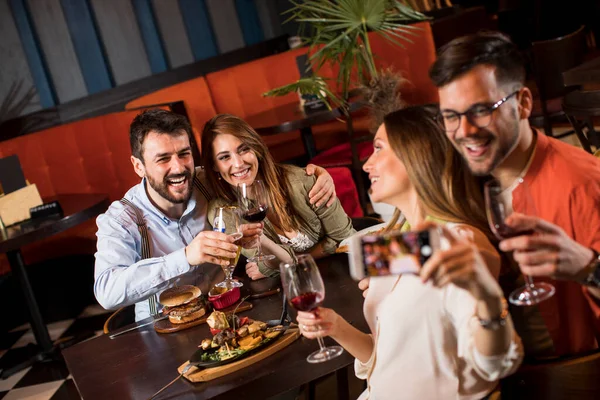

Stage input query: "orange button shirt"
[{"left": 513, "top": 132, "right": 600, "bottom": 356}]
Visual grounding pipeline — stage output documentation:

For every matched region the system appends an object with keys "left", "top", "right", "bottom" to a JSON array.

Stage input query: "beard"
[
  {"left": 455, "top": 121, "right": 520, "bottom": 177},
  {"left": 146, "top": 170, "right": 193, "bottom": 204}
]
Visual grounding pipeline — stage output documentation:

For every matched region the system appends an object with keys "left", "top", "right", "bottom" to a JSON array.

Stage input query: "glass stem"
[
  {"left": 256, "top": 235, "right": 263, "bottom": 257},
  {"left": 315, "top": 326, "right": 326, "bottom": 351},
  {"left": 524, "top": 275, "right": 535, "bottom": 289}
]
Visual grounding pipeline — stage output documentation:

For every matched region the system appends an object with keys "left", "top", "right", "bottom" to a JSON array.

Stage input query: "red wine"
[
  {"left": 497, "top": 226, "right": 534, "bottom": 240},
  {"left": 243, "top": 206, "right": 267, "bottom": 223},
  {"left": 290, "top": 292, "right": 323, "bottom": 311}
]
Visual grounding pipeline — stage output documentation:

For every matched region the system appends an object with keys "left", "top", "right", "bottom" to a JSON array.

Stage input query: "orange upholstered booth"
[
  {"left": 203, "top": 46, "right": 363, "bottom": 161},
  {"left": 0, "top": 110, "right": 141, "bottom": 274}
]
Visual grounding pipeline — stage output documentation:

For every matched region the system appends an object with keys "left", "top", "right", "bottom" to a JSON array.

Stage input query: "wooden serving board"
[
  {"left": 178, "top": 328, "right": 300, "bottom": 382},
  {"left": 154, "top": 301, "right": 253, "bottom": 334}
]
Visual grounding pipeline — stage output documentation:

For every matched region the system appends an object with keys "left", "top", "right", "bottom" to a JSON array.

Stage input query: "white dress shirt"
[
  {"left": 94, "top": 168, "right": 215, "bottom": 321},
  {"left": 355, "top": 223, "right": 523, "bottom": 399}
]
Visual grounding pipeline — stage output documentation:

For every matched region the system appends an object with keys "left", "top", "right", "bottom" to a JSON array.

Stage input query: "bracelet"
[
  {"left": 477, "top": 298, "right": 509, "bottom": 331},
  {"left": 581, "top": 249, "right": 600, "bottom": 288}
]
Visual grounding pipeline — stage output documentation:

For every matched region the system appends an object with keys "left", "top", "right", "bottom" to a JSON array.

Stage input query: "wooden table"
[
  {"left": 63, "top": 254, "right": 367, "bottom": 400},
  {"left": 563, "top": 56, "right": 600, "bottom": 86},
  {"left": 0, "top": 193, "right": 109, "bottom": 377},
  {"left": 246, "top": 102, "right": 365, "bottom": 160}
]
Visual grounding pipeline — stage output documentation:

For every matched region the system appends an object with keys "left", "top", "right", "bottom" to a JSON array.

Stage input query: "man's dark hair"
[
  {"left": 429, "top": 31, "right": 526, "bottom": 90},
  {"left": 129, "top": 109, "right": 193, "bottom": 161}
]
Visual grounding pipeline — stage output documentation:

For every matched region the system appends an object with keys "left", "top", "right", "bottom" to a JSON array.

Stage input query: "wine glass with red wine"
[
  {"left": 484, "top": 178, "right": 555, "bottom": 306},
  {"left": 237, "top": 180, "right": 275, "bottom": 263},
  {"left": 280, "top": 254, "right": 343, "bottom": 364}
]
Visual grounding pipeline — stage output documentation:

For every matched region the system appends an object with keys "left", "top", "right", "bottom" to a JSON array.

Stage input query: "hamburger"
[{"left": 159, "top": 285, "right": 208, "bottom": 324}]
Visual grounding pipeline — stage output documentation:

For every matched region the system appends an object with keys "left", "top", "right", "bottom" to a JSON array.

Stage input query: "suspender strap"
[
  {"left": 119, "top": 198, "right": 159, "bottom": 316},
  {"left": 193, "top": 175, "right": 212, "bottom": 202}
]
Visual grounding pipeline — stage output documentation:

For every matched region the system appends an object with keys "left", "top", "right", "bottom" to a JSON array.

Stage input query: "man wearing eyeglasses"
[{"left": 429, "top": 32, "right": 600, "bottom": 358}]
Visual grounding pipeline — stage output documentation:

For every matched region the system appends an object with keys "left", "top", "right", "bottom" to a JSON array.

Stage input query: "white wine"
[{"left": 221, "top": 233, "right": 242, "bottom": 273}]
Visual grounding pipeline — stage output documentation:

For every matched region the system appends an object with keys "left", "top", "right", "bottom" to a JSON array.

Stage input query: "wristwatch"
[
  {"left": 477, "top": 298, "right": 509, "bottom": 331},
  {"left": 581, "top": 249, "right": 600, "bottom": 288}
]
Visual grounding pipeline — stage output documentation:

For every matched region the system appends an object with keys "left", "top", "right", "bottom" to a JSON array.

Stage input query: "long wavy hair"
[
  {"left": 382, "top": 105, "right": 493, "bottom": 241},
  {"left": 201, "top": 114, "right": 301, "bottom": 232}
]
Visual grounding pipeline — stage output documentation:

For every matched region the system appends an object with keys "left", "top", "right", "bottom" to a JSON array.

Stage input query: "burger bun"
[{"left": 159, "top": 285, "right": 202, "bottom": 307}]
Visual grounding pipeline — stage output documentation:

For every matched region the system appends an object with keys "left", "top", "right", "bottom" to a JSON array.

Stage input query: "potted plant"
[{"left": 263, "top": 0, "right": 428, "bottom": 109}]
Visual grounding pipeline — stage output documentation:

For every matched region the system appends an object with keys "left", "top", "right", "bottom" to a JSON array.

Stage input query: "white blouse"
[{"left": 355, "top": 224, "right": 523, "bottom": 400}]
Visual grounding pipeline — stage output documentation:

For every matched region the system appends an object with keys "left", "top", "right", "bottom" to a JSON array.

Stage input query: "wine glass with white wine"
[{"left": 213, "top": 206, "right": 243, "bottom": 289}]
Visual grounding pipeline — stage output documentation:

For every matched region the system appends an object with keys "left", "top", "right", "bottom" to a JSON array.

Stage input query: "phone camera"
[{"left": 421, "top": 245, "right": 432, "bottom": 257}]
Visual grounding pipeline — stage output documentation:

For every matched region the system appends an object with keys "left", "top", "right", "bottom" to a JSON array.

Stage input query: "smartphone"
[{"left": 348, "top": 228, "right": 440, "bottom": 281}]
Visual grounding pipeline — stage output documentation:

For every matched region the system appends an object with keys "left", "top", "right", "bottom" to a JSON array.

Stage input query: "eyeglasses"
[{"left": 437, "top": 91, "right": 520, "bottom": 133}]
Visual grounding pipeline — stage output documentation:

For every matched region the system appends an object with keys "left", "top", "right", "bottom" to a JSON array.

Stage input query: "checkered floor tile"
[{"left": 0, "top": 305, "right": 110, "bottom": 400}]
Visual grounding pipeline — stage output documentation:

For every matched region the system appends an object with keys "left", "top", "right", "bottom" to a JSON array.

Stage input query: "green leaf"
[{"left": 271, "top": 0, "right": 425, "bottom": 102}]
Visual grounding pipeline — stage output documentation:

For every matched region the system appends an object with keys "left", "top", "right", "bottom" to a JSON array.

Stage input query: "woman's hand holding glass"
[
  {"left": 239, "top": 222, "right": 263, "bottom": 249},
  {"left": 296, "top": 307, "right": 341, "bottom": 339},
  {"left": 245, "top": 262, "right": 266, "bottom": 280},
  {"left": 280, "top": 254, "right": 343, "bottom": 363}
]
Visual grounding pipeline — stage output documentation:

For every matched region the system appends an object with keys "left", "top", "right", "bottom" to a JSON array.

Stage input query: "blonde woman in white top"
[{"left": 297, "top": 106, "right": 523, "bottom": 399}]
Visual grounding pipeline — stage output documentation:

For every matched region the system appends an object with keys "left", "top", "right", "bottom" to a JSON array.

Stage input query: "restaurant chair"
[
  {"left": 562, "top": 89, "right": 600, "bottom": 153},
  {"left": 430, "top": 6, "right": 497, "bottom": 49},
  {"left": 500, "top": 349, "right": 600, "bottom": 399},
  {"left": 529, "top": 25, "right": 587, "bottom": 137},
  {"left": 351, "top": 216, "right": 383, "bottom": 232},
  {"left": 103, "top": 305, "right": 136, "bottom": 334},
  {"left": 309, "top": 110, "right": 372, "bottom": 214},
  {"left": 327, "top": 167, "right": 364, "bottom": 218}
]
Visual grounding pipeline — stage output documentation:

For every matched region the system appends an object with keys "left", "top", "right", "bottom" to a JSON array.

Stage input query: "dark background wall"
[{"left": 0, "top": 0, "right": 293, "bottom": 117}]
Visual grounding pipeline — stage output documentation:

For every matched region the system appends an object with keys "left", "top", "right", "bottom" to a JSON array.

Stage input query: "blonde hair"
[{"left": 201, "top": 114, "right": 301, "bottom": 232}]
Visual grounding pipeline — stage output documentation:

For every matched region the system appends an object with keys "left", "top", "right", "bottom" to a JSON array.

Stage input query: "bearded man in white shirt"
[{"left": 94, "top": 109, "right": 336, "bottom": 321}]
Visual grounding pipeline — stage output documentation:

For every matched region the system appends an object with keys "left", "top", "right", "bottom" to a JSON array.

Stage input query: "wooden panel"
[
  {"left": 0, "top": 34, "right": 291, "bottom": 139},
  {"left": 90, "top": 0, "right": 151, "bottom": 85},
  {"left": 0, "top": 0, "right": 42, "bottom": 115},
  {"left": 26, "top": 0, "right": 87, "bottom": 103},
  {"left": 59, "top": 0, "right": 114, "bottom": 93},
  {"left": 206, "top": 0, "right": 245, "bottom": 53},
  {"left": 178, "top": 0, "right": 218, "bottom": 61},
  {"left": 255, "top": 0, "right": 282, "bottom": 40},
  {"left": 152, "top": 0, "right": 194, "bottom": 68}
]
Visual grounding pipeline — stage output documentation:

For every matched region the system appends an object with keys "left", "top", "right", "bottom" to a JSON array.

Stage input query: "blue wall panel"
[
  {"left": 8, "top": 0, "right": 56, "bottom": 107},
  {"left": 206, "top": 0, "right": 245, "bottom": 53},
  {"left": 179, "top": 0, "right": 217, "bottom": 60},
  {"left": 132, "top": 0, "right": 168, "bottom": 73},
  {"left": 235, "top": 0, "right": 264, "bottom": 45},
  {"left": 59, "top": 0, "right": 113, "bottom": 93}
]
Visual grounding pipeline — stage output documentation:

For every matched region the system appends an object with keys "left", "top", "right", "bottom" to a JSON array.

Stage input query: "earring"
[{"left": 217, "top": 173, "right": 222, "bottom": 180}]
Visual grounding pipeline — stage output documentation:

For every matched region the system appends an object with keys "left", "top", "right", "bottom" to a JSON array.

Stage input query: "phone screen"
[{"left": 360, "top": 230, "right": 433, "bottom": 277}]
